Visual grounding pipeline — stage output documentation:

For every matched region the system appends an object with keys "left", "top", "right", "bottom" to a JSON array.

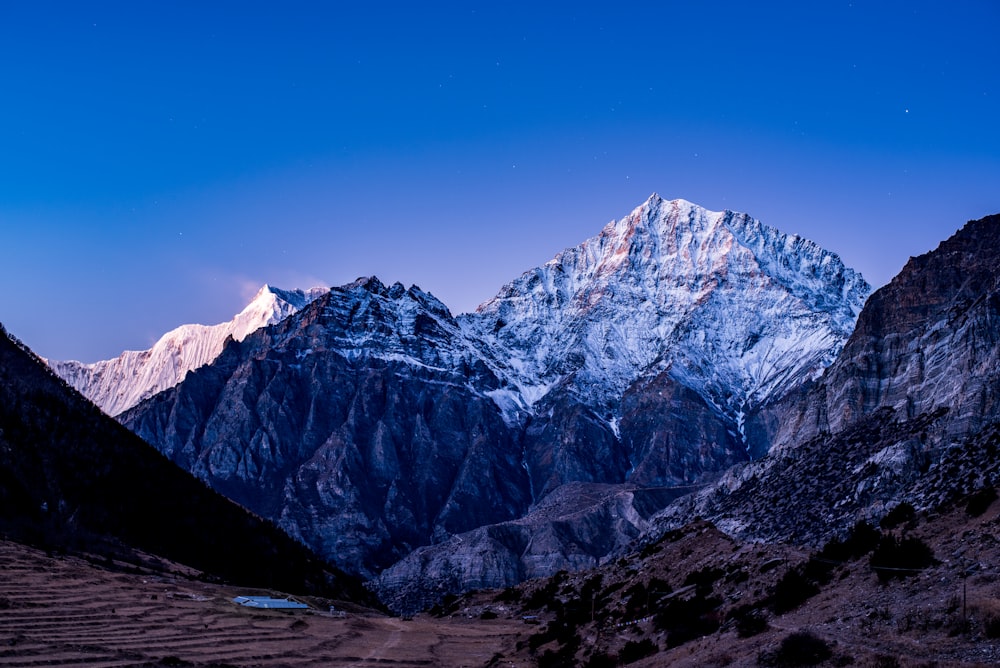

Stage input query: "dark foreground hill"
[
  {"left": 443, "top": 490, "right": 1000, "bottom": 667},
  {"left": 0, "top": 324, "right": 374, "bottom": 604}
]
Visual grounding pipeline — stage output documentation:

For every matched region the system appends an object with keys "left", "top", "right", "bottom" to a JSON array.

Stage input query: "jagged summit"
[
  {"left": 268, "top": 275, "right": 472, "bottom": 373},
  {"left": 463, "top": 196, "right": 870, "bottom": 422},
  {"left": 47, "top": 284, "right": 328, "bottom": 416},
  {"left": 335, "top": 276, "right": 452, "bottom": 316}
]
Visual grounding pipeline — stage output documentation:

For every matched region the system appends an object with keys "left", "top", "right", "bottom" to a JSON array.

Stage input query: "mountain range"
[
  {"left": 436, "top": 211, "right": 1000, "bottom": 666},
  {"left": 53, "top": 195, "right": 870, "bottom": 593},
  {"left": 7, "top": 195, "right": 998, "bottom": 665}
]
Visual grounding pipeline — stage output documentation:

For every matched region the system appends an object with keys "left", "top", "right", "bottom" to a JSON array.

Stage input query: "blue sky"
[{"left": 2, "top": 1, "right": 998, "bottom": 362}]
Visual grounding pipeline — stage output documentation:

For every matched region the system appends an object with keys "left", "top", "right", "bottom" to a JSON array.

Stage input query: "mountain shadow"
[{"left": 0, "top": 323, "right": 375, "bottom": 605}]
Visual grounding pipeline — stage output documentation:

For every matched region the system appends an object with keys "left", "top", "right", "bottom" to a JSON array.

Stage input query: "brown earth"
[
  {"left": 5, "top": 491, "right": 1000, "bottom": 667},
  {"left": 447, "top": 493, "right": 1000, "bottom": 667},
  {"left": 0, "top": 541, "right": 528, "bottom": 668}
]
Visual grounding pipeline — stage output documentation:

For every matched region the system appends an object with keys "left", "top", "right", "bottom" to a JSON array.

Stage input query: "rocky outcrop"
[
  {"left": 762, "top": 213, "right": 1000, "bottom": 452},
  {"left": 621, "top": 370, "right": 750, "bottom": 485},
  {"left": 374, "top": 481, "right": 690, "bottom": 613},
  {"left": 653, "top": 213, "right": 1000, "bottom": 546}
]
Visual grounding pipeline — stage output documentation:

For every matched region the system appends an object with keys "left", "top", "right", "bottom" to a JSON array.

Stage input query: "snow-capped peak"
[
  {"left": 47, "top": 284, "right": 328, "bottom": 416},
  {"left": 462, "top": 196, "right": 870, "bottom": 421}
]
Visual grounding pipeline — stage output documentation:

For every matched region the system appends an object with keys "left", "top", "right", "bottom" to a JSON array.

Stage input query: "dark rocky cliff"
[
  {"left": 125, "top": 278, "right": 532, "bottom": 577},
  {"left": 657, "top": 213, "right": 1000, "bottom": 545}
]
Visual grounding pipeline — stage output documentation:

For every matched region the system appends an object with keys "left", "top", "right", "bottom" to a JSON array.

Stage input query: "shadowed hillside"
[{"left": 0, "top": 323, "right": 374, "bottom": 605}]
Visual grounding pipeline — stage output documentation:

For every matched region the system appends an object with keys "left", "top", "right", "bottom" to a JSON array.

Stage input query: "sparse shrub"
[
  {"left": 647, "top": 576, "right": 671, "bottom": 597},
  {"left": 946, "top": 617, "right": 970, "bottom": 637},
  {"left": 619, "top": 639, "right": 657, "bottom": 664},
  {"left": 538, "top": 646, "right": 576, "bottom": 668},
  {"left": 684, "top": 565, "right": 725, "bottom": 594},
  {"left": 522, "top": 580, "right": 559, "bottom": 611},
  {"left": 760, "top": 630, "right": 831, "bottom": 666},
  {"left": 529, "top": 619, "right": 579, "bottom": 653},
  {"left": 528, "top": 628, "right": 551, "bottom": 650},
  {"left": 870, "top": 534, "right": 936, "bottom": 582},
  {"left": 803, "top": 555, "right": 836, "bottom": 585},
  {"left": 494, "top": 586, "right": 521, "bottom": 603},
  {"left": 556, "top": 595, "right": 592, "bottom": 626},
  {"left": 622, "top": 581, "right": 648, "bottom": 617},
  {"left": 480, "top": 609, "right": 497, "bottom": 620},
  {"left": 731, "top": 604, "right": 769, "bottom": 638},
  {"left": 428, "top": 593, "right": 459, "bottom": 617},
  {"left": 965, "top": 487, "right": 997, "bottom": 518},
  {"left": 581, "top": 574, "right": 603, "bottom": 599},
  {"left": 880, "top": 502, "right": 916, "bottom": 530},
  {"left": 982, "top": 610, "right": 1000, "bottom": 639},
  {"left": 583, "top": 652, "right": 617, "bottom": 668},
  {"left": 770, "top": 568, "right": 819, "bottom": 614},
  {"left": 654, "top": 593, "right": 722, "bottom": 647},
  {"left": 819, "top": 522, "right": 880, "bottom": 563}
]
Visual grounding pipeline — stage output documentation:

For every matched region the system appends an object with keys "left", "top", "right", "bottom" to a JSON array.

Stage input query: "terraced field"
[{"left": 0, "top": 541, "right": 528, "bottom": 667}]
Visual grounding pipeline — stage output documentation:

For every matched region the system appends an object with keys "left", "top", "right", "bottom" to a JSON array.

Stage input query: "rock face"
[
  {"left": 463, "top": 195, "right": 868, "bottom": 492},
  {"left": 374, "top": 481, "right": 691, "bottom": 613},
  {"left": 124, "top": 278, "right": 531, "bottom": 577},
  {"left": 763, "top": 213, "right": 1000, "bottom": 452},
  {"left": 652, "top": 214, "right": 1000, "bottom": 546},
  {"left": 468, "top": 197, "right": 866, "bottom": 414},
  {"left": 121, "top": 195, "right": 869, "bottom": 593},
  {"left": 47, "top": 285, "right": 326, "bottom": 416}
]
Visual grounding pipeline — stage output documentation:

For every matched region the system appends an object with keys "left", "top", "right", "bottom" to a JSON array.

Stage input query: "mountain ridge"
[
  {"left": 120, "top": 195, "right": 870, "bottom": 594},
  {"left": 463, "top": 194, "right": 869, "bottom": 425},
  {"left": 47, "top": 285, "right": 327, "bottom": 416}
]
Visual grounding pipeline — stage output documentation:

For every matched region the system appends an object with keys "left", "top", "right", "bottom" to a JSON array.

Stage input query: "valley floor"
[
  {"left": 0, "top": 541, "right": 527, "bottom": 668},
  {"left": 4, "top": 493, "right": 1000, "bottom": 668}
]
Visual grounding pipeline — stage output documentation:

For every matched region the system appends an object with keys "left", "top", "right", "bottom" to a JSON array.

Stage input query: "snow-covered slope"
[
  {"left": 463, "top": 194, "right": 870, "bottom": 424},
  {"left": 47, "top": 285, "right": 327, "bottom": 416}
]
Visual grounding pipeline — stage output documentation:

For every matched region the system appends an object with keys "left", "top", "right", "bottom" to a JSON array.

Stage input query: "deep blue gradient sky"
[{"left": 2, "top": 2, "right": 998, "bottom": 362}]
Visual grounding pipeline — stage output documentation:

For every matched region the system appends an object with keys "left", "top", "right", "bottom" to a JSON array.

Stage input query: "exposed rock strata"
[{"left": 654, "top": 214, "right": 1000, "bottom": 546}]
